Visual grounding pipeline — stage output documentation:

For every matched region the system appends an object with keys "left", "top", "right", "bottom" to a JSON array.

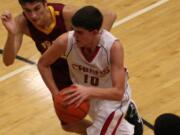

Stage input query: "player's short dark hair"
[
  {"left": 18, "top": 0, "right": 46, "bottom": 5},
  {"left": 154, "top": 113, "right": 180, "bottom": 135},
  {"left": 72, "top": 6, "right": 103, "bottom": 31}
]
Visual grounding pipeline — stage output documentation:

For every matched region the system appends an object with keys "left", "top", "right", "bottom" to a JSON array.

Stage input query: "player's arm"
[
  {"left": 109, "top": 41, "right": 126, "bottom": 100},
  {"left": 38, "top": 33, "right": 68, "bottom": 96},
  {"left": 1, "top": 12, "right": 23, "bottom": 66},
  {"left": 62, "top": 5, "right": 80, "bottom": 31},
  {"left": 63, "top": 5, "right": 117, "bottom": 31},
  {"left": 99, "top": 8, "right": 117, "bottom": 31},
  {"left": 88, "top": 41, "right": 126, "bottom": 101}
]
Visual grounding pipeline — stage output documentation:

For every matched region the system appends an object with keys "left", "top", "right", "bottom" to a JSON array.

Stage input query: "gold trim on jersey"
[
  {"left": 34, "top": 6, "right": 59, "bottom": 34},
  {"left": 55, "top": 11, "right": 60, "bottom": 15}
]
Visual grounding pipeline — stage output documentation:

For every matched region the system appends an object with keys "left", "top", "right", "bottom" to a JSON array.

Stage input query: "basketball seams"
[{"left": 54, "top": 86, "right": 90, "bottom": 123}]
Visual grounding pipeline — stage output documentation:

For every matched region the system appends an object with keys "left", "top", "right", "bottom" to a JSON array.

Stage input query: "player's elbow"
[
  {"left": 108, "top": 11, "right": 117, "bottom": 25},
  {"left": 2, "top": 51, "right": 16, "bottom": 66},
  {"left": 37, "top": 57, "right": 49, "bottom": 72},
  {"left": 111, "top": 12, "right": 117, "bottom": 23},
  {"left": 115, "top": 88, "right": 124, "bottom": 101},
  {"left": 3, "top": 58, "right": 14, "bottom": 66},
  {"left": 37, "top": 58, "right": 44, "bottom": 70},
  {"left": 117, "top": 93, "right": 124, "bottom": 101},
  {"left": 103, "top": 11, "right": 117, "bottom": 30}
]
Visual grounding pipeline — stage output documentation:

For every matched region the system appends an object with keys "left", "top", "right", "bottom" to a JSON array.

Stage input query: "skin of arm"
[
  {"left": 90, "top": 41, "right": 125, "bottom": 100},
  {"left": 62, "top": 5, "right": 80, "bottom": 31},
  {"left": 37, "top": 33, "right": 68, "bottom": 96},
  {"left": 1, "top": 12, "right": 24, "bottom": 66},
  {"left": 99, "top": 8, "right": 117, "bottom": 31}
]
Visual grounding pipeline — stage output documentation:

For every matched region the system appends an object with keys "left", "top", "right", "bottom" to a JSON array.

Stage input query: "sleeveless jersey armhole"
[{"left": 65, "top": 31, "right": 74, "bottom": 58}]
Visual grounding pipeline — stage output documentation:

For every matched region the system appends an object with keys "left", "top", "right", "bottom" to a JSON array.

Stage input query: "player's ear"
[{"left": 92, "top": 29, "right": 100, "bottom": 35}]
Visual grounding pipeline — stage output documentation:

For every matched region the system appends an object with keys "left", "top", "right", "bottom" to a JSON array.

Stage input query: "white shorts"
[
  {"left": 87, "top": 96, "right": 133, "bottom": 133},
  {"left": 86, "top": 83, "right": 133, "bottom": 135},
  {"left": 86, "top": 107, "right": 134, "bottom": 135}
]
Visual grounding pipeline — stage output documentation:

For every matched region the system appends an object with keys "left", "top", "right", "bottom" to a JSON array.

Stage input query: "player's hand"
[
  {"left": 63, "top": 84, "right": 91, "bottom": 107},
  {"left": 52, "top": 89, "right": 61, "bottom": 101},
  {"left": 1, "top": 10, "right": 18, "bottom": 35}
]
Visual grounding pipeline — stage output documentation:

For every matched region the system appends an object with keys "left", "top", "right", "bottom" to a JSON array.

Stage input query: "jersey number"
[{"left": 84, "top": 74, "right": 99, "bottom": 86}]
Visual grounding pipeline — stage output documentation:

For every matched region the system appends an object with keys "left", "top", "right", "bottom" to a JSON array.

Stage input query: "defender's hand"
[{"left": 1, "top": 11, "right": 18, "bottom": 35}]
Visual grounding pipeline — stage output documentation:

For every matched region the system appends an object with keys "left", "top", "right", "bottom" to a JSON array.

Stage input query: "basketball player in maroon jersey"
[
  {"left": 1, "top": 0, "right": 143, "bottom": 134},
  {"left": 1, "top": 0, "right": 116, "bottom": 93}
]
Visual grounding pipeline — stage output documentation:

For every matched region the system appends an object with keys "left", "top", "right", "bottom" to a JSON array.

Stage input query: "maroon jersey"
[{"left": 26, "top": 3, "right": 72, "bottom": 90}]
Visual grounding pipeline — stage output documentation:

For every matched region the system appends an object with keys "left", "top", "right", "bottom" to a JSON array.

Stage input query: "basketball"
[{"left": 53, "top": 86, "right": 90, "bottom": 124}]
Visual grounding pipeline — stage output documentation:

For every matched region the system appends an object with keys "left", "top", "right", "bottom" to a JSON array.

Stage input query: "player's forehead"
[
  {"left": 73, "top": 26, "right": 89, "bottom": 33},
  {"left": 21, "top": 2, "right": 43, "bottom": 10}
]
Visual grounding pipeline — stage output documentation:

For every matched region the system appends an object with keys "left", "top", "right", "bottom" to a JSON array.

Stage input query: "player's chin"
[{"left": 32, "top": 20, "right": 43, "bottom": 26}]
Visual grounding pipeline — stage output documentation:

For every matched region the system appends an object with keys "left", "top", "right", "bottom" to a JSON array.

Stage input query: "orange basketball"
[{"left": 53, "top": 86, "right": 90, "bottom": 124}]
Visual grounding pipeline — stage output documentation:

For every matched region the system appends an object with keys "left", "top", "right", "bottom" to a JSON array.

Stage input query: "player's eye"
[
  {"left": 23, "top": 8, "right": 31, "bottom": 13},
  {"left": 34, "top": 6, "right": 41, "bottom": 12}
]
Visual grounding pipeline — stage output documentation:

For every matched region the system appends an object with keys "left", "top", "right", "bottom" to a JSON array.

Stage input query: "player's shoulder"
[
  {"left": 101, "top": 29, "right": 118, "bottom": 45},
  {"left": 15, "top": 14, "right": 29, "bottom": 35},
  {"left": 62, "top": 5, "right": 80, "bottom": 30},
  {"left": 55, "top": 32, "right": 69, "bottom": 44},
  {"left": 15, "top": 13, "right": 25, "bottom": 25},
  {"left": 102, "top": 29, "right": 115, "bottom": 37},
  {"left": 15, "top": 14, "right": 26, "bottom": 29}
]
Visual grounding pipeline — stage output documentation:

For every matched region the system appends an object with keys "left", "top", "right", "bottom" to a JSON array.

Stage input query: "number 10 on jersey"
[{"left": 84, "top": 74, "right": 99, "bottom": 86}]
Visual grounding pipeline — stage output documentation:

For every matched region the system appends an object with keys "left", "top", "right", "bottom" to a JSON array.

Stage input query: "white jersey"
[
  {"left": 65, "top": 30, "right": 133, "bottom": 135},
  {"left": 66, "top": 30, "right": 114, "bottom": 87}
]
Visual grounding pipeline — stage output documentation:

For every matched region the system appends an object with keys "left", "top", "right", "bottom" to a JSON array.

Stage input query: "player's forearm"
[
  {"left": 3, "top": 33, "right": 17, "bottom": 66},
  {"left": 88, "top": 87, "right": 124, "bottom": 101},
  {"left": 38, "top": 61, "right": 59, "bottom": 96},
  {"left": 101, "top": 10, "right": 117, "bottom": 31}
]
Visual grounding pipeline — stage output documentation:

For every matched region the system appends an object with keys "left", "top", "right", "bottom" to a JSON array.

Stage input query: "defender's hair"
[
  {"left": 154, "top": 113, "right": 180, "bottom": 135},
  {"left": 18, "top": 0, "right": 46, "bottom": 5},
  {"left": 72, "top": 6, "right": 103, "bottom": 31}
]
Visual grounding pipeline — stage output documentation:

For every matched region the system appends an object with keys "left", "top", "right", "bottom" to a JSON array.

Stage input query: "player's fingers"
[
  {"left": 66, "top": 94, "right": 81, "bottom": 105},
  {"left": 63, "top": 91, "right": 79, "bottom": 101},
  {"left": 75, "top": 98, "right": 85, "bottom": 108},
  {"left": 2, "top": 10, "right": 11, "bottom": 16},
  {"left": 1, "top": 15, "right": 12, "bottom": 23},
  {"left": 61, "top": 85, "right": 79, "bottom": 96},
  {"left": 62, "top": 89, "right": 75, "bottom": 96},
  {"left": 1, "top": 15, "right": 8, "bottom": 21},
  {"left": 1, "top": 11, "right": 11, "bottom": 19}
]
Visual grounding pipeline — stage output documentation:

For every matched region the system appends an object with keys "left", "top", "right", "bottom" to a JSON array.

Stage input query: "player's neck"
[
  {"left": 81, "top": 46, "right": 100, "bottom": 62},
  {"left": 80, "top": 31, "right": 101, "bottom": 52},
  {"left": 82, "top": 35, "right": 100, "bottom": 54},
  {"left": 90, "top": 33, "right": 101, "bottom": 50}
]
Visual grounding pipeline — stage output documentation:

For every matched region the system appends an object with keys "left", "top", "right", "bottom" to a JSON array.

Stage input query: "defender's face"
[
  {"left": 22, "top": 2, "right": 47, "bottom": 26},
  {"left": 73, "top": 27, "right": 96, "bottom": 48}
]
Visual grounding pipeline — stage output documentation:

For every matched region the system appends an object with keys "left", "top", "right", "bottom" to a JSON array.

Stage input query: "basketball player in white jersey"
[{"left": 38, "top": 6, "right": 142, "bottom": 135}]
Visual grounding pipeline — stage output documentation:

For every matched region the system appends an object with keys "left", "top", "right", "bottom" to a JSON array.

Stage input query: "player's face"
[
  {"left": 22, "top": 2, "right": 47, "bottom": 26},
  {"left": 73, "top": 27, "right": 97, "bottom": 48}
]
